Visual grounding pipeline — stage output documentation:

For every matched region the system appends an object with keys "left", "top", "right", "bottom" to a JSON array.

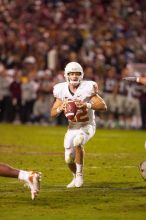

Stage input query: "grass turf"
[{"left": 0, "top": 124, "right": 146, "bottom": 220}]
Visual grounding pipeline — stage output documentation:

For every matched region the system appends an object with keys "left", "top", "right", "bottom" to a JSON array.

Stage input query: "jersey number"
[{"left": 72, "top": 107, "right": 89, "bottom": 122}]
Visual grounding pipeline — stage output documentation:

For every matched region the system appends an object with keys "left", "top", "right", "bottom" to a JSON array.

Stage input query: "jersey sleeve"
[
  {"left": 88, "top": 81, "right": 99, "bottom": 97},
  {"left": 53, "top": 84, "right": 62, "bottom": 99}
]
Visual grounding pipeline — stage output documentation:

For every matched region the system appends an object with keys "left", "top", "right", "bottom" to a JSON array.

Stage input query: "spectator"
[
  {"left": 0, "top": 0, "right": 146, "bottom": 128},
  {"left": 9, "top": 69, "right": 22, "bottom": 123},
  {"left": 30, "top": 92, "right": 50, "bottom": 125}
]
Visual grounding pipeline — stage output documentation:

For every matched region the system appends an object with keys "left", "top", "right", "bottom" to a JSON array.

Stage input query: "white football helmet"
[{"left": 64, "top": 62, "right": 84, "bottom": 85}]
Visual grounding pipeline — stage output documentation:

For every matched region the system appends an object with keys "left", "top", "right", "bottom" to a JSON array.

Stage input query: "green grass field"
[{"left": 0, "top": 124, "right": 146, "bottom": 220}]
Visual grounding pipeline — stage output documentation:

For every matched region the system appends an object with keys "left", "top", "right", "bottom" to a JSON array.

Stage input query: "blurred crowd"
[{"left": 0, "top": 0, "right": 146, "bottom": 129}]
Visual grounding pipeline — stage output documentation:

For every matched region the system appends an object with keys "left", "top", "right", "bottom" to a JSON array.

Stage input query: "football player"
[
  {"left": 51, "top": 62, "right": 107, "bottom": 188},
  {"left": 0, "top": 163, "right": 41, "bottom": 200}
]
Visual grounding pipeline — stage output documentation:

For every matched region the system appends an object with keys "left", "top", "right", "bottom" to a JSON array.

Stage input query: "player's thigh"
[
  {"left": 80, "top": 124, "right": 96, "bottom": 144},
  {"left": 64, "top": 129, "right": 77, "bottom": 148},
  {"left": 64, "top": 125, "right": 95, "bottom": 148}
]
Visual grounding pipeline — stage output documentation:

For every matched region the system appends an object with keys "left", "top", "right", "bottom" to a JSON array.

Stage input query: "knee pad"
[
  {"left": 65, "top": 150, "right": 75, "bottom": 164},
  {"left": 73, "top": 133, "right": 84, "bottom": 147}
]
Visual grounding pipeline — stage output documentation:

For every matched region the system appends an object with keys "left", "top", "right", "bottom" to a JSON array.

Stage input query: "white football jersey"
[{"left": 53, "top": 80, "right": 98, "bottom": 128}]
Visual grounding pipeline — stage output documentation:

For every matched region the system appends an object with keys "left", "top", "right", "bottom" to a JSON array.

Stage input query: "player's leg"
[
  {"left": 67, "top": 161, "right": 76, "bottom": 174},
  {"left": 75, "top": 145, "right": 84, "bottom": 169},
  {"left": 19, "top": 170, "right": 41, "bottom": 200},
  {"left": 64, "top": 125, "right": 95, "bottom": 188},
  {"left": 66, "top": 145, "right": 84, "bottom": 188},
  {"left": 65, "top": 148, "right": 76, "bottom": 188},
  {"left": 65, "top": 147, "right": 76, "bottom": 173},
  {"left": 73, "top": 132, "right": 85, "bottom": 187},
  {"left": 0, "top": 163, "right": 41, "bottom": 200},
  {"left": 74, "top": 125, "right": 96, "bottom": 187},
  {"left": 64, "top": 130, "right": 77, "bottom": 188},
  {"left": 0, "top": 163, "right": 19, "bottom": 177}
]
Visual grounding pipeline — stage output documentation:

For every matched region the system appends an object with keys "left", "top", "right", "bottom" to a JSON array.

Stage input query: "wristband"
[
  {"left": 86, "top": 102, "right": 92, "bottom": 109},
  {"left": 56, "top": 107, "right": 62, "bottom": 114},
  {"left": 136, "top": 77, "right": 140, "bottom": 83}
]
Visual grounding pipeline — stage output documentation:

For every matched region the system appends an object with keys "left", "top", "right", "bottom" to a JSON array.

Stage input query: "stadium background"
[
  {"left": 1, "top": 1, "right": 146, "bottom": 220},
  {"left": 0, "top": 0, "right": 146, "bottom": 129}
]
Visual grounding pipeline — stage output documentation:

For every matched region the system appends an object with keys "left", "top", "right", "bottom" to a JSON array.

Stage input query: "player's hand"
[
  {"left": 75, "top": 99, "right": 86, "bottom": 109},
  {"left": 57, "top": 99, "right": 68, "bottom": 113}
]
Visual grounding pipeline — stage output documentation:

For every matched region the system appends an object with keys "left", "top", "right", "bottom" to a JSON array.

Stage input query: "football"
[
  {"left": 64, "top": 100, "right": 77, "bottom": 120},
  {"left": 139, "top": 161, "right": 146, "bottom": 181}
]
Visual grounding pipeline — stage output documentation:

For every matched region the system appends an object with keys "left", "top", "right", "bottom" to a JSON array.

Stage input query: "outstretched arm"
[
  {"left": 138, "top": 77, "right": 146, "bottom": 85},
  {"left": 123, "top": 76, "right": 146, "bottom": 85}
]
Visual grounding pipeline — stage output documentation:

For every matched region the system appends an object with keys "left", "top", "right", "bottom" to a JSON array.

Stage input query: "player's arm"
[
  {"left": 89, "top": 94, "right": 107, "bottom": 111},
  {"left": 75, "top": 94, "right": 107, "bottom": 111},
  {"left": 50, "top": 98, "right": 66, "bottom": 118},
  {"left": 75, "top": 82, "right": 107, "bottom": 111},
  {"left": 138, "top": 77, "right": 146, "bottom": 85},
  {"left": 90, "top": 82, "right": 107, "bottom": 111},
  {"left": 123, "top": 76, "right": 146, "bottom": 85}
]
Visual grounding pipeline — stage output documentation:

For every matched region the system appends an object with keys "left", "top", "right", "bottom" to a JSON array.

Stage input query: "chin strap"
[{"left": 69, "top": 79, "right": 81, "bottom": 85}]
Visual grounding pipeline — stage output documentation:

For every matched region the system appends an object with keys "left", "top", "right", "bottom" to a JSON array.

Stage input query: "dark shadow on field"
[
  {"left": 16, "top": 183, "right": 144, "bottom": 213},
  {"left": 1, "top": 182, "right": 146, "bottom": 209},
  {"left": 83, "top": 181, "right": 146, "bottom": 190},
  {"left": 41, "top": 181, "right": 146, "bottom": 191}
]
